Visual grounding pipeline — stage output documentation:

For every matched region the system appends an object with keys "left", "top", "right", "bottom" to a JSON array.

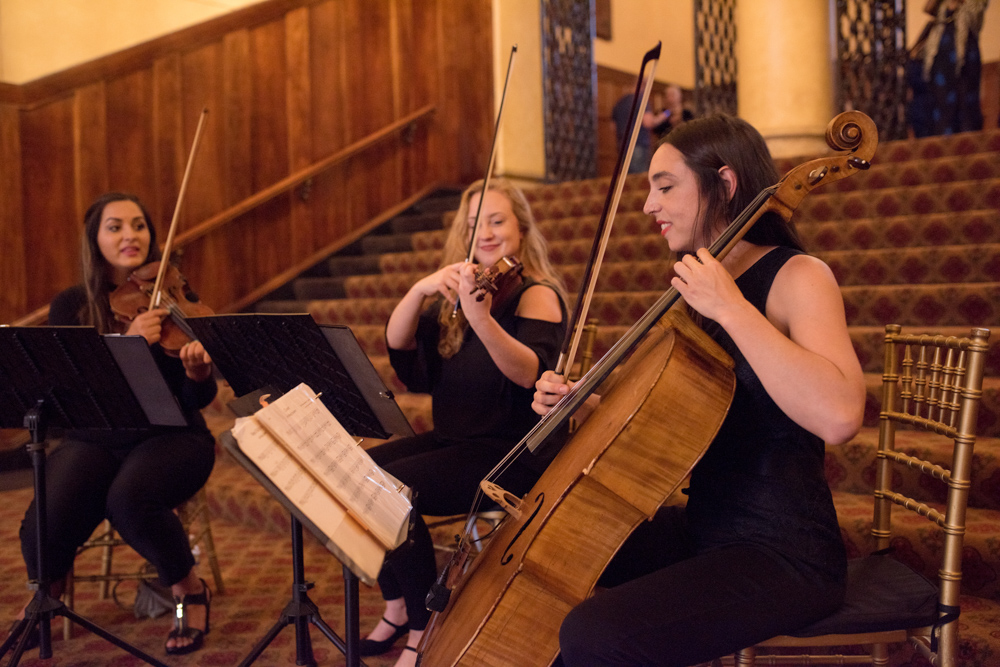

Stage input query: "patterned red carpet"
[{"left": 0, "top": 480, "right": 411, "bottom": 667}]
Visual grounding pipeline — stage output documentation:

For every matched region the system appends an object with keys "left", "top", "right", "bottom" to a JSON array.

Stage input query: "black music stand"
[
  {"left": 186, "top": 313, "right": 414, "bottom": 667},
  {"left": 0, "top": 327, "right": 187, "bottom": 667}
]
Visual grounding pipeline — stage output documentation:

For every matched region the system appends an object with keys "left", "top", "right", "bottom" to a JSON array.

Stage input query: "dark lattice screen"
[
  {"left": 694, "top": 0, "right": 737, "bottom": 117},
  {"left": 836, "top": 0, "right": 908, "bottom": 140},
  {"left": 541, "top": 0, "right": 597, "bottom": 182}
]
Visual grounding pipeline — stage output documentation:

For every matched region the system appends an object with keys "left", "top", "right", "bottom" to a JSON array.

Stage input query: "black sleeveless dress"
[{"left": 687, "top": 246, "right": 847, "bottom": 584}]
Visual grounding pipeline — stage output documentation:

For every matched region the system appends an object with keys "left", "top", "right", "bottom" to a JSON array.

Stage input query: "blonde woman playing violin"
[{"left": 364, "top": 178, "right": 567, "bottom": 667}]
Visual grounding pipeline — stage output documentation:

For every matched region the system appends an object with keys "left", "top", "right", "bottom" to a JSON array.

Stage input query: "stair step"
[
  {"left": 816, "top": 243, "right": 1000, "bottom": 286},
  {"left": 840, "top": 282, "right": 1000, "bottom": 327},
  {"left": 360, "top": 234, "right": 414, "bottom": 255},
  {"left": 798, "top": 209, "right": 1000, "bottom": 251},
  {"left": 411, "top": 192, "right": 462, "bottom": 214},
  {"left": 386, "top": 211, "right": 448, "bottom": 235},
  {"left": 525, "top": 179, "right": 1000, "bottom": 224},
  {"left": 326, "top": 255, "right": 382, "bottom": 277},
  {"left": 292, "top": 277, "right": 347, "bottom": 300}
]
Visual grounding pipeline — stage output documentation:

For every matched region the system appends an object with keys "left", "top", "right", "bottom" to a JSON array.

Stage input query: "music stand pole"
[
  {"left": 186, "top": 314, "right": 413, "bottom": 667},
  {"left": 237, "top": 515, "right": 358, "bottom": 667},
  {"left": 0, "top": 401, "right": 169, "bottom": 667}
]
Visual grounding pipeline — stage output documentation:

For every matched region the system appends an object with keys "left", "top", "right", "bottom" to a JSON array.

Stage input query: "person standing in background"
[{"left": 913, "top": 0, "right": 989, "bottom": 136}]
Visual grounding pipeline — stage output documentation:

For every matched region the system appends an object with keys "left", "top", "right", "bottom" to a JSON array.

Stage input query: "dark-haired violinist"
[{"left": 13, "top": 192, "right": 217, "bottom": 656}]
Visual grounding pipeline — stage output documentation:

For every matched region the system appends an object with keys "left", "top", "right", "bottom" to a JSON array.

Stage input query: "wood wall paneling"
[
  {"left": 287, "top": 6, "right": 315, "bottom": 263},
  {"left": 152, "top": 56, "right": 184, "bottom": 228},
  {"left": 308, "top": 1, "right": 350, "bottom": 255},
  {"left": 395, "top": 0, "right": 437, "bottom": 199},
  {"left": 180, "top": 43, "right": 231, "bottom": 308},
  {"left": 222, "top": 30, "right": 255, "bottom": 299},
  {"left": 72, "top": 82, "right": 109, "bottom": 221},
  {"left": 437, "top": 0, "right": 493, "bottom": 185},
  {"left": 105, "top": 69, "right": 156, "bottom": 204},
  {"left": 21, "top": 97, "right": 79, "bottom": 308},
  {"left": 249, "top": 17, "right": 292, "bottom": 299},
  {"left": 0, "top": 105, "right": 27, "bottom": 320},
  {"left": 309, "top": 0, "right": 348, "bottom": 157},
  {"left": 344, "top": 0, "right": 397, "bottom": 230}
]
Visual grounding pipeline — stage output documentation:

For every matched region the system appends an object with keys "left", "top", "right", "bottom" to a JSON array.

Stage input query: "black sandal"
[
  {"left": 358, "top": 616, "right": 408, "bottom": 656},
  {"left": 164, "top": 579, "right": 211, "bottom": 656}
]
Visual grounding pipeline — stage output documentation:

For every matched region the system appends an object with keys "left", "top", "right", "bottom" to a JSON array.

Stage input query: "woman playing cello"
[
  {"left": 15, "top": 192, "right": 217, "bottom": 656},
  {"left": 533, "top": 115, "right": 866, "bottom": 666},
  {"left": 363, "top": 178, "right": 567, "bottom": 666}
]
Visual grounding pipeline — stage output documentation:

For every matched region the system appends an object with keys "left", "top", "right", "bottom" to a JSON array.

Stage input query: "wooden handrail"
[
  {"left": 9, "top": 104, "right": 436, "bottom": 326},
  {"left": 174, "top": 104, "right": 436, "bottom": 247}
]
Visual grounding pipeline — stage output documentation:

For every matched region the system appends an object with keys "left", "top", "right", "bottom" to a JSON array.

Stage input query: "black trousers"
[
  {"left": 20, "top": 430, "right": 216, "bottom": 588},
  {"left": 557, "top": 506, "right": 845, "bottom": 667},
  {"left": 367, "top": 431, "right": 539, "bottom": 630}
]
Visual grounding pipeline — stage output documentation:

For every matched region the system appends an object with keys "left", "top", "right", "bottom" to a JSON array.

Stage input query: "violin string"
[{"left": 152, "top": 292, "right": 199, "bottom": 342}]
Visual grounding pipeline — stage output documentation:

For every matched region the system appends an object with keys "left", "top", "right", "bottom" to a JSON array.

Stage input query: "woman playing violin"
[
  {"left": 15, "top": 192, "right": 217, "bottom": 656},
  {"left": 363, "top": 178, "right": 567, "bottom": 666},
  {"left": 534, "top": 115, "right": 866, "bottom": 666}
]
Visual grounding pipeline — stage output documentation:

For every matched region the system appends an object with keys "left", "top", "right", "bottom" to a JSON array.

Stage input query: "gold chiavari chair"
[{"left": 733, "top": 324, "right": 990, "bottom": 667}]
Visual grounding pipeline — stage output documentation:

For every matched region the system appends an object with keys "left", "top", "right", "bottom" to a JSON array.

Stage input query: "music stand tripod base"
[{"left": 0, "top": 328, "right": 189, "bottom": 667}]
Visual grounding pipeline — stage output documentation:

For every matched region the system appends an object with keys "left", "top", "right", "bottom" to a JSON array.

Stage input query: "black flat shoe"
[
  {"left": 359, "top": 616, "right": 408, "bottom": 656},
  {"left": 164, "top": 579, "right": 211, "bottom": 656}
]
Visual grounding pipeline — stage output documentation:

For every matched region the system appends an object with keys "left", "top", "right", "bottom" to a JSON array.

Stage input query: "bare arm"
[
  {"left": 460, "top": 265, "right": 563, "bottom": 388},
  {"left": 385, "top": 262, "right": 464, "bottom": 350},
  {"left": 673, "top": 249, "right": 865, "bottom": 444}
]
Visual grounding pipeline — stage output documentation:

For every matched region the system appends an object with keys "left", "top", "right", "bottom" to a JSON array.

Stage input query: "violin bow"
[
  {"left": 148, "top": 107, "right": 209, "bottom": 311},
  {"left": 450, "top": 44, "right": 518, "bottom": 319},
  {"left": 554, "top": 42, "right": 661, "bottom": 378}
]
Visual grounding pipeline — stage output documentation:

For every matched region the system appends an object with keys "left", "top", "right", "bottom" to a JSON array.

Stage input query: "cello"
[{"left": 417, "top": 110, "right": 879, "bottom": 666}]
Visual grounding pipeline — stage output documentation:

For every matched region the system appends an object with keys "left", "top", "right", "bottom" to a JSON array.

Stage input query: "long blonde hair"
[{"left": 436, "top": 178, "right": 566, "bottom": 357}]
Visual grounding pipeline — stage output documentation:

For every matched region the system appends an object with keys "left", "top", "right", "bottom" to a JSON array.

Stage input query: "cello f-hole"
[{"left": 500, "top": 492, "right": 545, "bottom": 566}]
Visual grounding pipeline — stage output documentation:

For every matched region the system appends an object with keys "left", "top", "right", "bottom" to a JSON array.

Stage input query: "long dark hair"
[
  {"left": 80, "top": 192, "right": 160, "bottom": 333},
  {"left": 661, "top": 114, "right": 804, "bottom": 251}
]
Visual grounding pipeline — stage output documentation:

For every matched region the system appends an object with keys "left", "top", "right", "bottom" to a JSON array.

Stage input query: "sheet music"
[
  {"left": 252, "top": 384, "right": 412, "bottom": 549},
  {"left": 232, "top": 416, "right": 388, "bottom": 581}
]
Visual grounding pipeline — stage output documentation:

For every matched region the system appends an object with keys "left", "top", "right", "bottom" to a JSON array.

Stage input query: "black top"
[
  {"left": 388, "top": 278, "right": 566, "bottom": 456},
  {"left": 686, "top": 247, "right": 847, "bottom": 584},
  {"left": 49, "top": 285, "right": 217, "bottom": 445}
]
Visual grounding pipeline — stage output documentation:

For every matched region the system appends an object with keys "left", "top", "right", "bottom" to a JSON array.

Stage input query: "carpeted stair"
[{"left": 221, "top": 131, "right": 1000, "bottom": 664}]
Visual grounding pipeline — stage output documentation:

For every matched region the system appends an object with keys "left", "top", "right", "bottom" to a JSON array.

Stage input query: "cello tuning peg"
[{"left": 847, "top": 156, "right": 871, "bottom": 170}]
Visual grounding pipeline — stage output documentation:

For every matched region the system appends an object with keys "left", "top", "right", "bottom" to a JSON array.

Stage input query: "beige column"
[
  {"left": 735, "top": 0, "right": 835, "bottom": 158},
  {"left": 492, "top": 0, "right": 546, "bottom": 181}
]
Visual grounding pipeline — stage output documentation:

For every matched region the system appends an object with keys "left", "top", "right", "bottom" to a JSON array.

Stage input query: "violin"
[
  {"left": 450, "top": 45, "right": 518, "bottom": 321},
  {"left": 109, "top": 261, "right": 213, "bottom": 354},
  {"left": 471, "top": 255, "right": 523, "bottom": 314},
  {"left": 110, "top": 108, "right": 210, "bottom": 355}
]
